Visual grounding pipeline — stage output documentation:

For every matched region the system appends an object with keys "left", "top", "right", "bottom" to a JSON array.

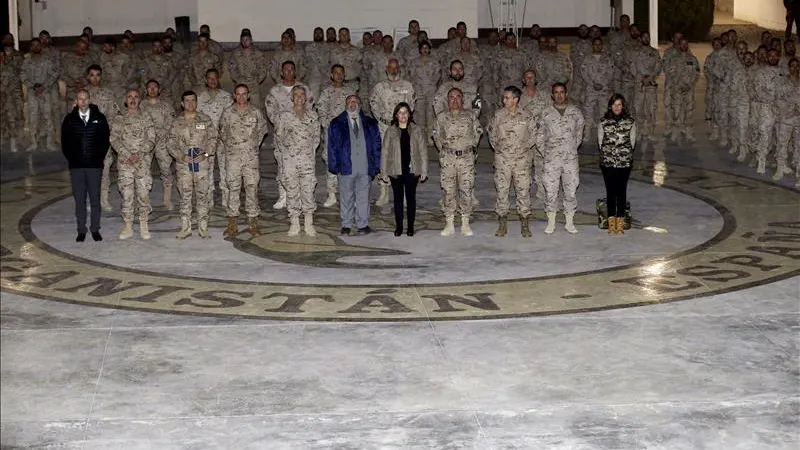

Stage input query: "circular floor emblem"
[{"left": 1, "top": 160, "right": 798, "bottom": 321}]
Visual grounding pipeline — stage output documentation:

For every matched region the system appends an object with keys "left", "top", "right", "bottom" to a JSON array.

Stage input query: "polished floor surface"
[{"left": 2, "top": 46, "right": 799, "bottom": 448}]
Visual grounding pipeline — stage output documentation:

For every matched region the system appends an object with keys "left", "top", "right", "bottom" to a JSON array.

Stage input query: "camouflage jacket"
[{"left": 599, "top": 117, "right": 636, "bottom": 168}]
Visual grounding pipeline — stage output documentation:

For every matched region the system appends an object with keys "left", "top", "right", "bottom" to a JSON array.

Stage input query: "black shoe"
[
  {"left": 340, "top": 227, "right": 351, "bottom": 235},
  {"left": 394, "top": 227, "right": 403, "bottom": 236},
  {"left": 76, "top": 232, "right": 86, "bottom": 242},
  {"left": 356, "top": 226, "right": 372, "bottom": 235},
  {"left": 91, "top": 231, "right": 103, "bottom": 242},
  {"left": 407, "top": 228, "right": 414, "bottom": 237}
]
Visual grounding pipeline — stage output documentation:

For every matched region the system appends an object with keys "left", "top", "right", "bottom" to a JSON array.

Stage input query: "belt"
[
  {"left": 443, "top": 148, "right": 474, "bottom": 157},
  {"left": 379, "top": 118, "right": 392, "bottom": 125}
]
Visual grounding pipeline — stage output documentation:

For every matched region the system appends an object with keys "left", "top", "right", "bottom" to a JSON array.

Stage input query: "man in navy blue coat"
[{"left": 327, "top": 94, "right": 381, "bottom": 235}]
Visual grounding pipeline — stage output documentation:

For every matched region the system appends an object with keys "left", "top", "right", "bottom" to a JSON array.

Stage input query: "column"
[
  {"left": 649, "top": 0, "right": 658, "bottom": 48},
  {"left": 8, "top": 0, "right": 18, "bottom": 49}
]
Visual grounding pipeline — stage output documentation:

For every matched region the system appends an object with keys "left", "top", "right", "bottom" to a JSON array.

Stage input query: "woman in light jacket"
[
  {"left": 598, "top": 93, "right": 636, "bottom": 234},
  {"left": 380, "top": 102, "right": 429, "bottom": 236}
]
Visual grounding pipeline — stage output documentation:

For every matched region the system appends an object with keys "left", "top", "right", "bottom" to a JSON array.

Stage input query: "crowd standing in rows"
[{"left": 1, "top": 17, "right": 798, "bottom": 242}]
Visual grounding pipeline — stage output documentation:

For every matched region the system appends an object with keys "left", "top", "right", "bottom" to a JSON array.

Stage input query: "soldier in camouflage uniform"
[
  {"left": 396, "top": 20, "right": 421, "bottom": 62},
  {"left": 367, "top": 36, "right": 403, "bottom": 98},
  {"left": 488, "top": 86, "right": 536, "bottom": 237},
  {"left": 664, "top": 38, "right": 700, "bottom": 143},
  {"left": 407, "top": 41, "right": 441, "bottom": 144},
  {"left": 142, "top": 39, "right": 177, "bottom": 104},
  {"left": 704, "top": 38, "right": 724, "bottom": 139},
  {"left": 140, "top": 80, "right": 177, "bottom": 210},
  {"left": 629, "top": 32, "right": 662, "bottom": 141},
  {"left": 433, "top": 60, "right": 478, "bottom": 117},
  {"left": 0, "top": 48, "right": 23, "bottom": 152},
  {"left": 86, "top": 65, "right": 122, "bottom": 212},
  {"left": 496, "top": 33, "right": 527, "bottom": 96},
  {"left": 443, "top": 38, "right": 483, "bottom": 88},
  {"left": 774, "top": 57, "right": 799, "bottom": 181},
  {"left": 478, "top": 30, "right": 501, "bottom": 126},
  {"left": 37, "top": 31, "right": 62, "bottom": 145},
  {"left": 161, "top": 36, "right": 187, "bottom": 108},
  {"left": 580, "top": 38, "right": 615, "bottom": 141},
  {"left": 433, "top": 88, "right": 483, "bottom": 236},
  {"left": 569, "top": 25, "right": 592, "bottom": 109},
  {"left": 98, "top": 37, "right": 135, "bottom": 99},
  {"left": 316, "top": 64, "right": 357, "bottom": 207},
  {"left": 166, "top": 90, "right": 218, "bottom": 239},
  {"left": 329, "top": 28, "right": 362, "bottom": 91},
  {"left": 198, "top": 24, "right": 224, "bottom": 62},
  {"left": 275, "top": 86, "right": 321, "bottom": 237},
  {"left": 751, "top": 49, "right": 781, "bottom": 174},
  {"left": 538, "top": 37, "right": 573, "bottom": 94},
  {"left": 269, "top": 30, "right": 307, "bottom": 85},
  {"left": 110, "top": 89, "right": 156, "bottom": 240},
  {"left": 60, "top": 40, "right": 93, "bottom": 116},
  {"left": 196, "top": 68, "right": 232, "bottom": 207},
  {"left": 220, "top": 84, "right": 268, "bottom": 237},
  {"left": 618, "top": 25, "right": 642, "bottom": 117},
  {"left": 662, "top": 32, "right": 684, "bottom": 134},
  {"left": 370, "top": 58, "right": 416, "bottom": 207},
  {"left": 304, "top": 27, "right": 331, "bottom": 100},
  {"left": 188, "top": 34, "right": 222, "bottom": 89},
  {"left": 266, "top": 60, "right": 314, "bottom": 210},
  {"left": 118, "top": 35, "right": 143, "bottom": 90},
  {"left": 728, "top": 45, "right": 752, "bottom": 161},
  {"left": 519, "top": 70, "right": 551, "bottom": 201},
  {"left": 21, "top": 38, "right": 59, "bottom": 152},
  {"left": 536, "top": 83, "right": 585, "bottom": 235},
  {"left": 229, "top": 29, "right": 268, "bottom": 113}
]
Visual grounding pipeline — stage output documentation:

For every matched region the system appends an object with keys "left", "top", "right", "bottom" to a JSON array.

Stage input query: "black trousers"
[
  {"left": 70, "top": 168, "right": 103, "bottom": 233},
  {"left": 389, "top": 174, "right": 419, "bottom": 232},
  {"left": 601, "top": 166, "right": 632, "bottom": 218}
]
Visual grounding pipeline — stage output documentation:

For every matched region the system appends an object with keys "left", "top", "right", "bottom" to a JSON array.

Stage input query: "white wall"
[
  {"left": 30, "top": 0, "right": 198, "bottom": 37},
  {"left": 478, "top": 0, "right": 615, "bottom": 29},
  {"left": 197, "top": 0, "right": 478, "bottom": 43},
  {"left": 734, "top": 0, "right": 786, "bottom": 30}
]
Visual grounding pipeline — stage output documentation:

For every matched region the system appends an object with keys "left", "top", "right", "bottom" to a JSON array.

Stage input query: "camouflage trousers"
[
  {"left": 101, "top": 151, "right": 115, "bottom": 202},
  {"left": 543, "top": 156, "right": 580, "bottom": 214},
  {"left": 533, "top": 147, "right": 545, "bottom": 201},
  {"left": 225, "top": 148, "right": 261, "bottom": 218},
  {"left": 619, "top": 77, "right": 637, "bottom": 117},
  {"left": 416, "top": 93, "right": 436, "bottom": 143},
  {"left": 154, "top": 139, "right": 174, "bottom": 189},
  {"left": 440, "top": 151, "right": 475, "bottom": 217},
  {"left": 26, "top": 91, "right": 55, "bottom": 145},
  {"left": 320, "top": 126, "right": 338, "bottom": 196},
  {"left": 210, "top": 152, "right": 228, "bottom": 207},
  {"left": 704, "top": 77, "right": 718, "bottom": 121},
  {"left": 494, "top": 152, "right": 533, "bottom": 218},
  {"left": 571, "top": 77, "right": 585, "bottom": 109},
  {"left": 776, "top": 119, "right": 800, "bottom": 166},
  {"left": 0, "top": 95, "right": 23, "bottom": 143},
  {"left": 175, "top": 159, "right": 211, "bottom": 222},
  {"left": 712, "top": 85, "right": 729, "bottom": 127},
  {"left": 582, "top": 90, "right": 612, "bottom": 139},
  {"left": 635, "top": 86, "right": 658, "bottom": 138},
  {"left": 117, "top": 153, "right": 154, "bottom": 222},
  {"left": 478, "top": 84, "right": 497, "bottom": 127},
  {"left": 729, "top": 102, "right": 750, "bottom": 153},
  {"left": 667, "top": 87, "right": 695, "bottom": 129},
  {"left": 752, "top": 102, "right": 776, "bottom": 158},
  {"left": 280, "top": 155, "right": 317, "bottom": 218}
]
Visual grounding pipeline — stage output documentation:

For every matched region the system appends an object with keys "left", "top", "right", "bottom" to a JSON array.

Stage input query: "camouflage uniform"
[
  {"left": 727, "top": 59, "right": 751, "bottom": 160},
  {"left": 229, "top": 47, "right": 268, "bottom": 111},
  {"left": 329, "top": 43, "right": 362, "bottom": 89},
  {"left": 142, "top": 53, "right": 177, "bottom": 101},
  {"left": 629, "top": 45, "right": 662, "bottom": 139},
  {"left": 569, "top": 39, "right": 592, "bottom": 108},
  {"left": 775, "top": 75, "right": 800, "bottom": 177},
  {"left": 0, "top": 53, "right": 24, "bottom": 148},
  {"left": 496, "top": 47, "right": 528, "bottom": 93},
  {"left": 608, "top": 30, "right": 630, "bottom": 92},
  {"left": 40, "top": 46, "right": 63, "bottom": 143},
  {"left": 166, "top": 112, "right": 218, "bottom": 225},
  {"left": 197, "top": 88, "right": 232, "bottom": 205},
  {"left": 536, "top": 104, "right": 585, "bottom": 215},
  {"left": 20, "top": 53, "right": 59, "bottom": 149},
  {"left": 661, "top": 46, "right": 681, "bottom": 129},
  {"left": 303, "top": 41, "right": 331, "bottom": 99},
  {"left": 274, "top": 109, "right": 321, "bottom": 218},
  {"left": 370, "top": 79, "right": 416, "bottom": 139},
  {"left": 268, "top": 48, "right": 307, "bottom": 85},
  {"left": 478, "top": 44, "right": 500, "bottom": 125},
  {"left": 396, "top": 34, "right": 419, "bottom": 62},
  {"left": 109, "top": 110, "right": 156, "bottom": 222},
  {"left": 618, "top": 40, "right": 641, "bottom": 115},
  {"left": 316, "top": 83, "right": 357, "bottom": 197},
  {"left": 265, "top": 83, "right": 314, "bottom": 204},
  {"left": 188, "top": 49, "right": 222, "bottom": 89},
  {"left": 140, "top": 98, "right": 176, "bottom": 202},
  {"left": 60, "top": 51, "right": 93, "bottom": 114},
  {"left": 407, "top": 55, "right": 442, "bottom": 140},
  {"left": 443, "top": 52, "right": 483, "bottom": 87},
  {"left": 580, "top": 54, "right": 615, "bottom": 139},
  {"left": 99, "top": 51, "right": 135, "bottom": 97},
  {"left": 433, "top": 80, "right": 479, "bottom": 118},
  {"left": 164, "top": 50, "right": 188, "bottom": 107},
  {"left": 664, "top": 51, "right": 700, "bottom": 138},
  {"left": 751, "top": 64, "right": 780, "bottom": 169},
  {"left": 88, "top": 84, "right": 122, "bottom": 210},
  {"left": 538, "top": 50, "right": 573, "bottom": 92},
  {"left": 219, "top": 103, "right": 268, "bottom": 218},
  {"left": 519, "top": 88, "right": 551, "bottom": 199},
  {"left": 368, "top": 51, "right": 404, "bottom": 92},
  {"left": 488, "top": 107, "right": 536, "bottom": 218},
  {"left": 432, "top": 110, "right": 483, "bottom": 218},
  {"left": 704, "top": 48, "right": 723, "bottom": 127}
]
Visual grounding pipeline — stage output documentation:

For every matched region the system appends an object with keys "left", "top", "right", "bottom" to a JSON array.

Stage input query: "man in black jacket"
[{"left": 61, "top": 89, "right": 111, "bottom": 242}]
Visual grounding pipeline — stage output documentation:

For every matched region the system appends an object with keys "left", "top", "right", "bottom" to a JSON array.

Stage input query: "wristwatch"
[{"left": 203, "top": 152, "right": 210, "bottom": 158}]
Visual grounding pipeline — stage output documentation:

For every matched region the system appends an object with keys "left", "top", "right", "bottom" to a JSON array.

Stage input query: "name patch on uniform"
[{"left": 196, "top": 124, "right": 206, "bottom": 130}]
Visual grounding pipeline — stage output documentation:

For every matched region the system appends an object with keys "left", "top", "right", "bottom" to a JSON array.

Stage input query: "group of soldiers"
[
  {"left": 703, "top": 29, "right": 800, "bottom": 183},
  {"left": 0, "top": 16, "right": 798, "bottom": 240}
]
